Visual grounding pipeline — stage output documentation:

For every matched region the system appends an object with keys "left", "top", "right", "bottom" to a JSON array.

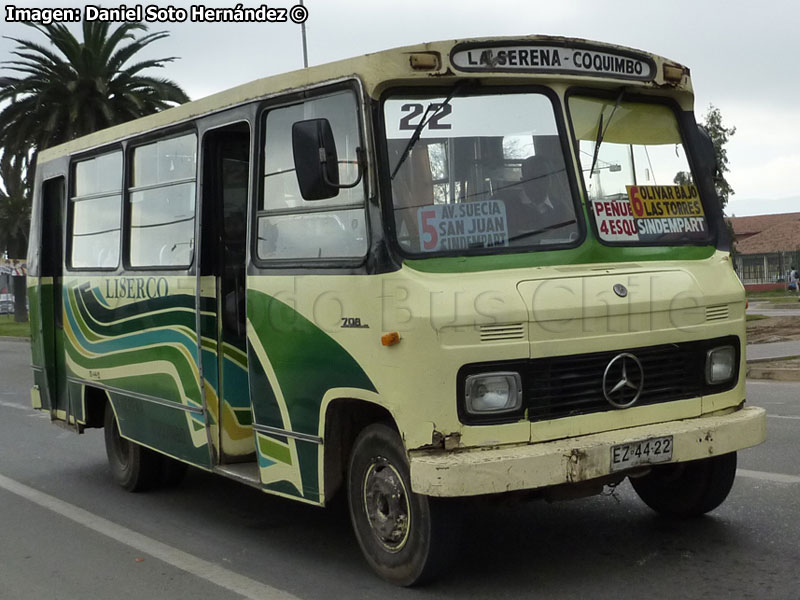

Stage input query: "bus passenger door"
[
  {"left": 200, "top": 124, "right": 254, "bottom": 464},
  {"left": 35, "top": 177, "right": 69, "bottom": 417}
]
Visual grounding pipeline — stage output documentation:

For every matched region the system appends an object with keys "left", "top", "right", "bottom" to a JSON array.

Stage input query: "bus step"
[{"left": 213, "top": 463, "right": 261, "bottom": 488}]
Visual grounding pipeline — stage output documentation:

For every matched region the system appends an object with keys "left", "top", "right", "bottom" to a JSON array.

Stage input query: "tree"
[
  {"left": 703, "top": 104, "right": 736, "bottom": 208},
  {"left": 0, "top": 21, "right": 190, "bottom": 154},
  {"left": 0, "top": 21, "right": 190, "bottom": 321},
  {"left": 0, "top": 156, "right": 30, "bottom": 322},
  {"left": 674, "top": 104, "right": 736, "bottom": 209}
]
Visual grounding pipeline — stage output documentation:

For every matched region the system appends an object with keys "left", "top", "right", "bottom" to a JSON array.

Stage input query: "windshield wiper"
[
  {"left": 588, "top": 89, "right": 625, "bottom": 178},
  {"left": 506, "top": 219, "right": 577, "bottom": 243},
  {"left": 390, "top": 81, "right": 469, "bottom": 180}
]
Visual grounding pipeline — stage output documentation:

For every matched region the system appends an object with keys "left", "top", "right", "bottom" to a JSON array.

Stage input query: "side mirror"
[{"left": 292, "top": 118, "right": 363, "bottom": 200}]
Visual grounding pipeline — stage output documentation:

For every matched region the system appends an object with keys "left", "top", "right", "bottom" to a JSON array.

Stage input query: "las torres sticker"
[{"left": 593, "top": 185, "right": 708, "bottom": 242}]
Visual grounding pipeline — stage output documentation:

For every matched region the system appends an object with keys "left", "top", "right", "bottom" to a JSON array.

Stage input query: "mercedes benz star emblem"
[
  {"left": 613, "top": 283, "right": 628, "bottom": 298},
  {"left": 602, "top": 353, "right": 644, "bottom": 409}
]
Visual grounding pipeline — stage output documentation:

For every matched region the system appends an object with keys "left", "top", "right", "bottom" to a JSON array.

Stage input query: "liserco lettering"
[
  {"left": 104, "top": 277, "right": 169, "bottom": 300},
  {"left": 451, "top": 44, "right": 654, "bottom": 81}
]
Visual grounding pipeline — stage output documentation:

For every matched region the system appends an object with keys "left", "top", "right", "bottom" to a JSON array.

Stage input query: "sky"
[{"left": 1, "top": 0, "right": 798, "bottom": 216}]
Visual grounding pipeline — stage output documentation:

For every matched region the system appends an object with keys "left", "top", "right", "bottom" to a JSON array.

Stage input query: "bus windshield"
[
  {"left": 569, "top": 95, "right": 711, "bottom": 245},
  {"left": 384, "top": 91, "right": 581, "bottom": 255}
]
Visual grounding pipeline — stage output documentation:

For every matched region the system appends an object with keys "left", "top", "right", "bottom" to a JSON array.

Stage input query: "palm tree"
[
  {"left": 0, "top": 20, "right": 190, "bottom": 322},
  {"left": 0, "top": 21, "right": 190, "bottom": 152}
]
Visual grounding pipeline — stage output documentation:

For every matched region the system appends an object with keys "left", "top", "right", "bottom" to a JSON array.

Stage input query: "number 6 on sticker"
[{"left": 628, "top": 186, "right": 644, "bottom": 217}]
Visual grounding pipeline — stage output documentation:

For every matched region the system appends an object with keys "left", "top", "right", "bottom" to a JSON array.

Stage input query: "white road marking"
[
  {"left": 0, "top": 400, "right": 28, "bottom": 411},
  {"left": 0, "top": 401, "right": 49, "bottom": 420},
  {"left": 0, "top": 473, "right": 302, "bottom": 600},
  {"left": 737, "top": 469, "right": 800, "bottom": 484},
  {"left": 767, "top": 414, "right": 800, "bottom": 420}
]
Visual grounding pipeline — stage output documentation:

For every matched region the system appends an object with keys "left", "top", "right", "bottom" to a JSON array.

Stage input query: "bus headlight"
[
  {"left": 464, "top": 372, "right": 522, "bottom": 414},
  {"left": 706, "top": 346, "right": 736, "bottom": 384}
]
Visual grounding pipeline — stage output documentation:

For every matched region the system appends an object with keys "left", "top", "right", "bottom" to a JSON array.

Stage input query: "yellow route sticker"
[{"left": 626, "top": 185, "right": 704, "bottom": 219}]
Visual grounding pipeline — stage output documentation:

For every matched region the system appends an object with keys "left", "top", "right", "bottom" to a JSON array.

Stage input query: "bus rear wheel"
[
  {"left": 629, "top": 452, "right": 737, "bottom": 518},
  {"left": 103, "top": 404, "right": 163, "bottom": 492},
  {"left": 347, "top": 424, "right": 460, "bottom": 586}
]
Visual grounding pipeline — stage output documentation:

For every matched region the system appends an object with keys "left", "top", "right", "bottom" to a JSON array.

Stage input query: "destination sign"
[
  {"left": 418, "top": 200, "right": 508, "bottom": 252},
  {"left": 627, "top": 185, "right": 707, "bottom": 241},
  {"left": 593, "top": 196, "right": 640, "bottom": 242},
  {"left": 592, "top": 185, "right": 709, "bottom": 243},
  {"left": 627, "top": 185, "right": 704, "bottom": 218},
  {"left": 451, "top": 44, "right": 655, "bottom": 81}
]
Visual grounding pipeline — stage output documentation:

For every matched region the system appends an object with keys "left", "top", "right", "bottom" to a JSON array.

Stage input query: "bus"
[{"left": 27, "top": 34, "right": 766, "bottom": 586}]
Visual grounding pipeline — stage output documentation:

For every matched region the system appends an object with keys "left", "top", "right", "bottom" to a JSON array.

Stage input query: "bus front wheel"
[
  {"left": 103, "top": 404, "right": 163, "bottom": 492},
  {"left": 629, "top": 452, "right": 737, "bottom": 518},
  {"left": 347, "top": 424, "right": 460, "bottom": 586}
]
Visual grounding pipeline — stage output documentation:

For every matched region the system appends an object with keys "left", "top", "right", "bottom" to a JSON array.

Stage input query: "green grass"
[
  {"left": 747, "top": 289, "right": 800, "bottom": 304},
  {"left": 747, "top": 289, "right": 797, "bottom": 299},
  {"left": 746, "top": 314, "right": 770, "bottom": 322},
  {"left": 0, "top": 315, "right": 31, "bottom": 338},
  {"left": 762, "top": 297, "right": 800, "bottom": 304}
]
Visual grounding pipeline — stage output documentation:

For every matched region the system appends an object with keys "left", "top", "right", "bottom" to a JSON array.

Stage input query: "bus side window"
[
  {"left": 129, "top": 134, "right": 198, "bottom": 268},
  {"left": 258, "top": 90, "right": 368, "bottom": 261},
  {"left": 70, "top": 151, "right": 123, "bottom": 270}
]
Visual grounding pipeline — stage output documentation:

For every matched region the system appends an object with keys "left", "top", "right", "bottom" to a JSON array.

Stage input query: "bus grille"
[{"left": 524, "top": 337, "right": 739, "bottom": 422}]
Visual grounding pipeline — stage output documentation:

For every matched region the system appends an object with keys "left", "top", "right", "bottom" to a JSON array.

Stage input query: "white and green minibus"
[{"left": 27, "top": 35, "right": 765, "bottom": 585}]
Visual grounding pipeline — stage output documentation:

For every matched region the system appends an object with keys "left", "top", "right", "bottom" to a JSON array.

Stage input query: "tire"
[
  {"left": 347, "top": 424, "right": 461, "bottom": 586},
  {"left": 103, "top": 404, "right": 163, "bottom": 492},
  {"left": 630, "top": 452, "right": 737, "bottom": 518}
]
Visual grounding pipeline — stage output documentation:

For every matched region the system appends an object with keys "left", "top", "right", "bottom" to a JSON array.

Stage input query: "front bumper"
[{"left": 410, "top": 406, "right": 766, "bottom": 497}]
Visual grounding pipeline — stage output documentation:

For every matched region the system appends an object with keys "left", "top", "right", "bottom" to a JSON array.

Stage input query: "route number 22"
[{"left": 399, "top": 103, "right": 452, "bottom": 131}]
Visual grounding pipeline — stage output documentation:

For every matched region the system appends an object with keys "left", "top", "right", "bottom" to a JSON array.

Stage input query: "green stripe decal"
[
  {"left": 247, "top": 341, "right": 283, "bottom": 429},
  {"left": 258, "top": 435, "right": 292, "bottom": 465},
  {"left": 248, "top": 289, "right": 376, "bottom": 504},
  {"left": 247, "top": 289, "right": 376, "bottom": 436}
]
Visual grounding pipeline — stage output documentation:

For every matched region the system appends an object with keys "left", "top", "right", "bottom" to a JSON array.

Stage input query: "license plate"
[{"left": 610, "top": 436, "right": 673, "bottom": 472}]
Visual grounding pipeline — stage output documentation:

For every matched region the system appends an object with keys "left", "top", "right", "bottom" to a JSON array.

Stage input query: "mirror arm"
[{"left": 321, "top": 146, "right": 364, "bottom": 189}]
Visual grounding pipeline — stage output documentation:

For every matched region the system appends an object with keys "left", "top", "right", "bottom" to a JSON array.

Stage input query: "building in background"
[{"left": 726, "top": 212, "right": 800, "bottom": 291}]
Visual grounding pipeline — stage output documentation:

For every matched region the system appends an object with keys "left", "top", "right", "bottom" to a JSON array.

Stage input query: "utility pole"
[{"left": 300, "top": 0, "right": 308, "bottom": 68}]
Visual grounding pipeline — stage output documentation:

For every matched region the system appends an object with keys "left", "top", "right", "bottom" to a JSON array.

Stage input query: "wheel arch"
[
  {"left": 81, "top": 384, "right": 111, "bottom": 430},
  {"left": 321, "top": 393, "right": 398, "bottom": 505}
]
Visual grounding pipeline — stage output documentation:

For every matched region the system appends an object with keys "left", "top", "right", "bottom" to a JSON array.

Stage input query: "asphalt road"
[
  {"left": 747, "top": 340, "right": 800, "bottom": 361},
  {"left": 1, "top": 339, "right": 799, "bottom": 599}
]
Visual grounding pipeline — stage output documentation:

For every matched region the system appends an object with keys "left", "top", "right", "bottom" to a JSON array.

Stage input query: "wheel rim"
[
  {"left": 362, "top": 456, "right": 411, "bottom": 552},
  {"left": 111, "top": 419, "right": 131, "bottom": 470}
]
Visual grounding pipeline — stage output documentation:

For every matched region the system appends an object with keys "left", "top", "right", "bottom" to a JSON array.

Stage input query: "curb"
[
  {"left": 0, "top": 336, "right": 29, "bottom": 344},
  {"left": 746, "top": 366, "right": 800, "bottom": 382},
  {"left": 747, "top": 355, "right": 800, "bottom": 364},
  {"left": 746, "top": 353, "right": 800, "bottom": 381}
]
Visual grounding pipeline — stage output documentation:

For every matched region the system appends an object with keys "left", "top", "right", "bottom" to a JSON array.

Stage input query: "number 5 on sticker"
[{"left": 419, "top": 210, "right": 438, "bottom": 250}]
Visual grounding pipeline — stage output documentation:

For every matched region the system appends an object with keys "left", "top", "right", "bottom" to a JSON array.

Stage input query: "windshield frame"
[
  {"left": 565, "top": 87, "right": 717, "bottom": 249},
  {"left": 377, "top": 83, "right": 587, "bottom": 260}
]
